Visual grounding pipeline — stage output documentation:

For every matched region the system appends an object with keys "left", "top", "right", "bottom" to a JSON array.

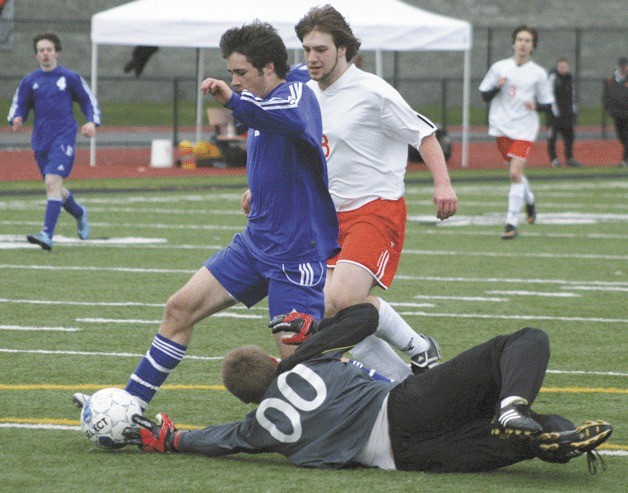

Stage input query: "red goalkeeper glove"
[
  {"left": 123, "top": 413, "right": 180, "bottom": 453},
  {"left": 269, "top": 311, "right": 317, "bottom": 345}
]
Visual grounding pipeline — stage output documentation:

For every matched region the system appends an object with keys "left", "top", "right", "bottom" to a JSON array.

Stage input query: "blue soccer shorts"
[
  {"left": 204, "top": 233, "right": 327, "bottom": 319},
  {"left": 35, "top": 139, "right": 76, "bottom": 179}
]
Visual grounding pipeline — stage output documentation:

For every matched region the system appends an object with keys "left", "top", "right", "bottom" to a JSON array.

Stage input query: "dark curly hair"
[
  {"left": 33, "top": 32, "right": 61, "bottom": 53},
  {"left": 220, "top": 21, "right": 289, "bottom": 79}
]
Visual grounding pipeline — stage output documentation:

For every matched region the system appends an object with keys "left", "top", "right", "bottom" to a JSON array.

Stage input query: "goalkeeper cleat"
[
  {"left": 72, "top": 392, "right": 90, "bottom": 409},
  {"left": 26, "top": 231, "right": 52, "bottom": 251},
  {"left": 491, "top": 398, "right": 542, "bottom": 437},
  {"left": 123, "top": 413, "right": 180, "bottom": 453},
  {"left": 410, "top": 335, "right": 442, "bottom": 375},
  {"left": 536, "top": 420, "right": 612, "bottom": 465},
  {"left": 77, "top": 208, "right": 91, "bottom": 240},
  {"left": 525, "top": 203, "right": 536, "bottom": 224},
  {"left": 501, "top": 224, "right": 518, "bottom": 240}
]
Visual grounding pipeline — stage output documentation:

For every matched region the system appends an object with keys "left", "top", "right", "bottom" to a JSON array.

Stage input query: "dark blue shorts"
[
  {"left": 35, "top": 139, "right": 76, "bottom": 178},
  {"left": 204, "top": 233, "right": 326, "bottom": 319}
]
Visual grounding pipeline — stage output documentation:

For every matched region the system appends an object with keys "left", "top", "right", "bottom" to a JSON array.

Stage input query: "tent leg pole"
[
  {"left": 196, "top": 48, "right": 205, "bottom": 144},
  {"left": 461, "top": 48, "right": 471, "bottom": 168},
  {"left": 90, "top": 42, "right": 98, "bottom": 167}
]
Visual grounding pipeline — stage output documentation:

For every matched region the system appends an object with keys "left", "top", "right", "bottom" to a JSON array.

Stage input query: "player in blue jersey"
[
  {"left": 8, "top": 33, "right": 100, "bottom": 251},
  {"left": 71, "top": 21, "right": 339, "bottom": 413},
  {"left": 124, "top": 304, "right": 612, "bottom": 474}
]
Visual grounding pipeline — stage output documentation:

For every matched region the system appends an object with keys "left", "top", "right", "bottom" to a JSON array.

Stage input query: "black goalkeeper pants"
[{"left": 388, "top": 327, "right": 549, "bottom": 472}]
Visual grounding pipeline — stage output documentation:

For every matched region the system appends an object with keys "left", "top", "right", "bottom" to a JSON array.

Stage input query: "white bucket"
[{"left": 150, "top": 139, "right": 173, "bottom": 168}]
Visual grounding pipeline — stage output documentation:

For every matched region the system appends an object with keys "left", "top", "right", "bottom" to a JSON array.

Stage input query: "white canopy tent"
[{"left": 91, "top": 0, "right": 472, "bottom": 166}]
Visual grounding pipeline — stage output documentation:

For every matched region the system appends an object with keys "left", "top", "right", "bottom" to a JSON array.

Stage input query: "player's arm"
[
  {"left": 7, "top": 79, "right": 33, "bottom": 128},
  {"left": 274, "top": 303, "right": 378, "bottom": 374},
  {"left": 481, "top": 87, "right": 501, "bottom": 102},
  {"left": 418, "top": 133, "right": 458, "bottom": 220},
  {"left": 125, "top": 413, "right": 265, "bottom": 457},
  {"left": 226, "top": 83, "right": 320, "bottom": 147},
  {"left": 73, "top": 75, "right": 101, "bottom": 128}
]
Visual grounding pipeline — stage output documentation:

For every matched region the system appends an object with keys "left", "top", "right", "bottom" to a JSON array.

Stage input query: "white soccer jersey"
[
  {"left": 479, "top": 57, "right": 553, "bottom": 141},
  {"left": 307, "top": 64, "right": 436, "bottom": 212}
]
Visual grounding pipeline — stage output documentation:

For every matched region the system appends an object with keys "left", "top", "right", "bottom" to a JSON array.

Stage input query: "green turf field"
[{"left": 0, "top": 168, "right": 626, "bottom": 492}]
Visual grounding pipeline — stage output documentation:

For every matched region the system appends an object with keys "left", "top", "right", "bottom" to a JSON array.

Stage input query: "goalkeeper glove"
[
  {"left": 123, "top": 413, "right": 180, "bottom": 453},
  {"left": 269, "top": 311, "right": 318, "bottom": 345}
]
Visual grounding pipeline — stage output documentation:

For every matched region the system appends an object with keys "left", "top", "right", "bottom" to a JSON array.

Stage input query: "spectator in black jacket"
[
  {"left": 603, "top": 57, "right": 628, "bottom": 167},
  {"left": 547, "top": 59, "right": 580, "bottom": 167}
]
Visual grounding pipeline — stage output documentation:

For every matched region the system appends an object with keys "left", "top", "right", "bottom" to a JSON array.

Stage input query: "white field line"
[
  {"left": 408, "top": 229, "right": 628, "bottom": 240},
  {"left": 0, "top": 220, "right": 242, "bottom": 232},
  {"left": 0, "top": 325, "right": 80, "bottom": 332},
  {"left": 12, "top": 422, "right": 628, "bottom": 454},
  {"left": 404, "top": 199, "right": 628, "bottom": 210},
  {"left": 76, "top": 312, "right": 264, "bottom": 324},
  {"left": 0, "top": 264, "right": 194, "bottom": 274},
  {"left": 1, "top": 204, "right": 245, "bottom": 216},
  {"left": 0, "top": 298, "right": 268, "bottom": 311},
  {"left": 0, "top": 347, "right": 625, "bottom": 378},
  {"left": 0, "top": 348, "right": 220, "bottom": 361},
  {"left": 395, "top": 275, "right": 628, "bottom": 287},
  {"left": 7, "top": 198, "right": 628, "bottom": 212},
  {"left": 0, "top": 298, "right": 166, "bottom": 307},
  {"left": 388, "top": 302, "right": 436, "bottom": 308},
  {"left": 485, "top": 291, "right": 581, "bottom": 298},
  {"left": 404, "top": 249, "right": 628, "bottom": 261},
  {"left": 2, "top": 265, "right": 626, "bottom": 290},
  {"left": 547, "top": 370, "right": 628, "bottom": 377},
  {"left": 397, "top": 310, "right": 626, "bottom": 324},
  {"left": 411, "top": 295, "right": 508, "bottom": 302},
  {"left": 565, "top": 286, "right": 628, "bottom": 292},
  {"left": 406, "top": 180, "right": 628, "bottom": 194},
  {"left": 0, "top": 424, "right": 81, "bottom": 431}
]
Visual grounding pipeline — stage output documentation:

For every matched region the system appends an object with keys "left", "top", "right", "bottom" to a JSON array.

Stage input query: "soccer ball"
[{"left": 80, "top": 388, "right": 142, "bottom": 449}]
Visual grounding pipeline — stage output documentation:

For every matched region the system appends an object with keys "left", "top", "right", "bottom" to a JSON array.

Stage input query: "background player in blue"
[
  {"left": 124, "top": 304, "right": 612, "bottom": 474},
  {"left": 7, "top": 33, "right": 100, "bottom": 251},
  {"left": 72, "top": 21, "right": 339, "bottom": 412}
]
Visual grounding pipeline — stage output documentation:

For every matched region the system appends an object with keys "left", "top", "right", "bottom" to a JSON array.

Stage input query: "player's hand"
[
  {"left": 434, "top": 185, "right": 458, "bottom": 220},
  {"left": 123, "top": 413, "right": 179, "bottom": 453},
  {"left": 80, "top": 122, "right": 96, "bottom": 138},
  {"left": 200, "top": 78, "right": 233, "bottom": 105},
  {"left": 11, "top": 117, "right": 23, "bottom": 131},
  {"left": 269, "top": 311, "right": 317, "bottom": 345},
  {"left": 241, "top": 189, "right": 251, "bottom": 216},
  {"left": 497, "top": 76, "right": 507, "bottom": 88}
]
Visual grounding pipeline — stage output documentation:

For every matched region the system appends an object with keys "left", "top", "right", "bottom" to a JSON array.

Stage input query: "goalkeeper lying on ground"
[{"left": 124, "top": 304, "right": 612, "bottom": 474}]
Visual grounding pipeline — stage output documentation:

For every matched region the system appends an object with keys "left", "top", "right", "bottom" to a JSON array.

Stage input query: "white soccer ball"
[{"left": 80, "top": 388, "right": 142, "bottom": 449}]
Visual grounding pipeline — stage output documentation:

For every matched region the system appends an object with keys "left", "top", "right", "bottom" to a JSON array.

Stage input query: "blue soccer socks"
[
  {"left": 125, "top": 334, "right": 187, "bottom": 411},
  {"left": 62, "top": 192, "right": 83, "bottom": 219},
  {"left": 43, "top": 198, "right": 63, "bottom": 238}
]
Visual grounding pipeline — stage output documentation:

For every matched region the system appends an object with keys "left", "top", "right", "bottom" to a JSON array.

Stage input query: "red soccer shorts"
[
  {"left": 496, "top": 137, "right": 534, "bottom": 162},
  {"left": 327, "top": 198, "right": 406, "bottom": 289}
]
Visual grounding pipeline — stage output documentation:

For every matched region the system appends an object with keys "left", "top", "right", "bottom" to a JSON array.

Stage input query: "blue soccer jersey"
[
  {"left": 7, "top": 65, "right": 101, "bottom": 150},
  {"left": 225, "top": 82, "right": 339, "bottom": 263}
]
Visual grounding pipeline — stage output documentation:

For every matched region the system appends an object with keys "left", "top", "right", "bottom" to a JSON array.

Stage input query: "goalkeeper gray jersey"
[{"left": 178, "top": 353, "right": 396, "bottom": 469}]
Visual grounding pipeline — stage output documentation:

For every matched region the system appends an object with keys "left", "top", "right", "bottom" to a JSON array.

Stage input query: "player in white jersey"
[
  {"left": 479, "top": 25, "right": 554, "bottom": 239},
  {"left": 293, "top": 5, "right": 458, "bottom": 381}
]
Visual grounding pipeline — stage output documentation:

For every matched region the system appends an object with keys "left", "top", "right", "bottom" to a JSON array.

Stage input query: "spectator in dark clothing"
[
  {"left": 603, "top": 57, "right": 628, "bottom": 167},
  {"left": 547, "top": 59, "right": 580, "bottom": 167}
]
